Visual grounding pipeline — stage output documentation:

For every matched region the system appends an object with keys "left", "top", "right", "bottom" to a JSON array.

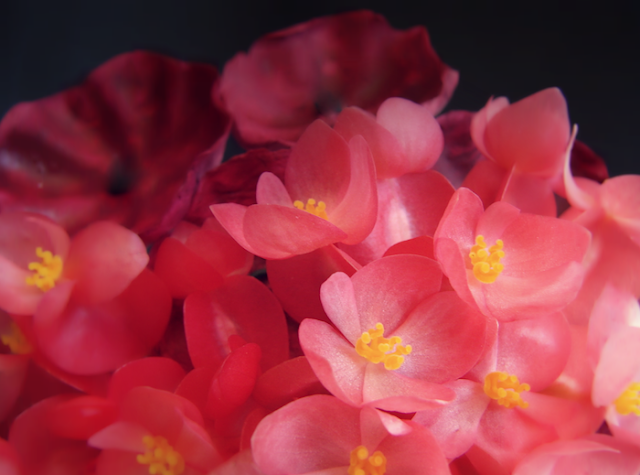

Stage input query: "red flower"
[
  {"left": 0, "top": 51, "right": 231, "bottom": 242},
  {"left": 216, "top": 10, "right": 458, "bottom": 147}
]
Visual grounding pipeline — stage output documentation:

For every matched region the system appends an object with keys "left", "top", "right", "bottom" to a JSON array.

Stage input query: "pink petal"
[
  {"left": 362, "top": 363, "right": 455, "bottom": 412},
  {"left": 65, "top": 221, "right": 148, "bottom": 305},
  {"left": 376, "top": 97, "right": 444, "bottom": 174},
  {"left": 413, "top": 379, "right": 490, "bottom": 460},
  {"left": 321, "top": 135, "right": 377, "bottom": 245},
  {"left": 255, "top": 172, "right": 294, "bottom": 206},
  {"left": 251, "top": 395, "right": 361, "bottom": 475},
  {"left": 394, "top": 291, "right": 489, "bottom": 383},
  {"left": 483, "top": 88, "right": 570, "bottom": 178},
  {"left": 299, "top": 318, "right": 367, "bottom": 406},
  {"left": 352, "top": 254, "right": 442, "bottom": 334},
  {"left": 243, "top": 204, "right": 348, "bottom": 259},
  {"left": 333, "top": 106, "right": 404, "bottom": 180}
]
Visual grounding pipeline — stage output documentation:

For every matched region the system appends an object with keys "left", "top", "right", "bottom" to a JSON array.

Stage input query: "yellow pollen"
[
  {"left": 348, "top": 445, "right": 387, "bottom": 475},
  {"left": 293, "top": 198, "right": 328, "bottom": 220},
  {"left": 469, "top": 235, "right": 505, "bottom": 284},
  {"left": 1, "top": 322, "right": 32, "bottom": 355},
  {"left": 484, "top": 371, "right": 530, "bottom": 409},
  {"left": 355, "top": 323, "right": 411, "bottom": 370},
  {"left": 614, "top": 382, "right": 640, "bottom": 416},
  {"left": 25, "top": 247, "right": 63, "bottom": 292},
  {"left": 136, "top": 435, "right": 185, "bottom": 475}
]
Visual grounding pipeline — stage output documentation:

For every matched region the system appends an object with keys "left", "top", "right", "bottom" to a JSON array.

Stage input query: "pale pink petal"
[
  {"left": 255, "top": 172, "right": 294, "bottom": 207},
  {"left": 333, "top": 106, "right": 404, "bottom": 180},
  {"left": 470, "top": 96, "right": 509, "bottom": 159},
  {"left": 483, "top": 88, "right": 570, "bottom": 178},
  {"left": 64, "top": 221, "right": 148, "bottom": 305},
  {"left": 496, "top": 313, "right": 572, "bottom": 391},
  {"left": 299, "top": 318, "right": 366, "bottom": 406},
  {"left": 351, "top": 254, "right": 442, "bottom": 334},
  {"left": 394, "top": 291, "right": 489, "bottom": 383},
  {"left": 362, "top": 363, "right": 454, "bottom": 412},
  {"left": 243, "top": 204, "right": 348, "bottom": 259},
  {"left": 592, "top": 326, "right": 640, "bottom": 407},
  {"left": 413, "top": 379, "right": 490, "bottom": 460},
  {"left": 600, "top": 175, "right": 640, "bottom": 246},
  {"left": 285, "top": 120, "right": 351, "bottom": 211},
  {"left": 251, "top": 395, "right": 361, "bottom": 475},
  {"left": 320, "top": 271, "right": 362, "bottom": 343},
  {"left": 328, "top": 135, "right": 377, "bottom": 245}
]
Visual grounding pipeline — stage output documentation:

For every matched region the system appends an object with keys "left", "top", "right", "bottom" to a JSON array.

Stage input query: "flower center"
[
  {"left": 136, "top": 435, "right": 185, "bottom": 475},
  {"left": 348, "top": 445, "right": 387, "bottom": 475},
  {"left": 614, "top": 382, "right": 640, "bottom": 416},
  {"left": 355, "top": 323, "right": 411, "bottom": 370},
  {"left": 25, "top": 247, "right": 63, "bottom": 292},
  {"left": 1, "top": 322, "right": 32, "bottom": 355},
  {"left": 484, "top": 371, "right": 530, "bottom": 409},
  {"left": 293, "top": 198, "right": 328, "bottom": 220},
  {"left": 469, "top": 235, "right": 505, "bottom": 284}
]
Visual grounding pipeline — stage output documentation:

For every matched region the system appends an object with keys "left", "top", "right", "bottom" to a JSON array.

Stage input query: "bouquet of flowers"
[{"left": 0, "top": 10, "right": 639, "bottom": 475}]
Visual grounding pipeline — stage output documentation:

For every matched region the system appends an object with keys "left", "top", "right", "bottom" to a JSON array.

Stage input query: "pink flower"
[
  {"left": 211, "top": 119, "right": 377, "bottom": 259},
  {"left": 434, "top": 187, "right": 590, "bottom": 321},
  {"left": 251, "top": 394, "right": 450, "bottom": 475},
  {"left": 300, "top": 255, "right": 489, "bottom": 412},
  {"left": 465, "top": 88, "right": 571, "bottom": 216}
]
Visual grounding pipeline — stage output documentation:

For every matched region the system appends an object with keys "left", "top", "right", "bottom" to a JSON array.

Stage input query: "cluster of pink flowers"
[{"left": 1, "top": 10, "right": 639, "bottom": 475}]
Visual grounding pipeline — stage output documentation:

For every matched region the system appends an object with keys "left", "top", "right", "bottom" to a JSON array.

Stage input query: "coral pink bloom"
[
  {"left": 434, "top": 188, "right": 589, "bottom": 321},
  {"left": 211, "top": 120, "right": 377, "bottom": 259},
  {"left": 464, "top": 88, "right": 571, "bottom": 216},
  {"left": 512, "top": 435, "right": 640, "bottom": 475},
  {"left": 217, "top": 10, "right": 458, "bottom": 147},
  {"left": 562, "top": 132, "right": 640, "bottom": 322},
  {"left": 300, "top": 255, "right": 489, "bottom": 412},
  {"left": 328, "top": 97, "right": 454, "bottom": 265},
  {"left": 0, "top": 51, "right": 231, "bottom": 242},
  {"left": 589, "top": 292, "right": 640, "bottom": 449},
  {"left": 0, "top": 212, "right": 172, "bottom": 374},
  {"left": 252, "top": 394, "right": 450, "bottom": 475},
  {"left": 89, "top": 386, "right": 222, "bottom": 475},
  {"left": 0, "top": 212, "right": 147, "bottom": 315},
  {"left": 416, "top": 313, "right": 602, "bottom": 474}
]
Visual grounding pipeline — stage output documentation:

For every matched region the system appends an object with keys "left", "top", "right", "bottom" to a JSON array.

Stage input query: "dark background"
[{"left": 1, "top": 0, "right": 638, "bottom": 176}]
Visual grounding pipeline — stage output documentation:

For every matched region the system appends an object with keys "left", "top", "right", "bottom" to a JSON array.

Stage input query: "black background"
[{"left": 1, "top": 0, "right": 638, "bottom": 176}]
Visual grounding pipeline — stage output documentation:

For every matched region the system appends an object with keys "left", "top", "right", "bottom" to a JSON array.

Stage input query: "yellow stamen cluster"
[
  {"left": 355, "top": 323, "right": 411, "bottom": 370},
  {"left": 293, "top": 198, "right": 328, "bottom": 220},
  {"left": 484, "top": 371, "right": 530, "bottom": 409},
  {"left": 136, "top": 435, "right": 185, "bottom": 475},
  {"left": 0, "top": 322, "right": 32, "bottom": 355},
  {"left": 348, "top": 445, "right": 387, "bottom": 475},
  {"left": 469, "top": 235, "right": 505, "bottom": 284},
  {"left": 614, "top": 382, "right": 640, "bottom": 416},
  {"left": 25, "top": 247, "right": 63, "bottom": 292}
]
